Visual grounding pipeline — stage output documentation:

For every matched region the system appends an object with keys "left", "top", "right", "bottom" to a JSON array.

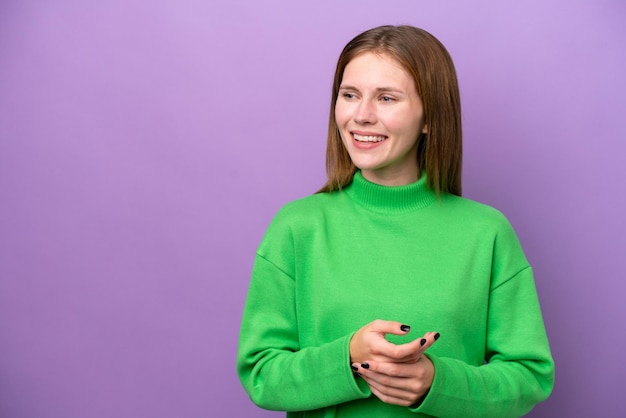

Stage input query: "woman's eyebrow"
[
  {"left": 375, "top": 87, "right": 405, "bottom": 93},
  {"left": 339, "top": 85, "right": 404, "bottom": 93}
]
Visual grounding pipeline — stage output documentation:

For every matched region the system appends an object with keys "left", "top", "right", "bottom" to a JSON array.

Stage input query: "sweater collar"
[{"left": 343, "top": 171, "right": 437, "bottom": 213}]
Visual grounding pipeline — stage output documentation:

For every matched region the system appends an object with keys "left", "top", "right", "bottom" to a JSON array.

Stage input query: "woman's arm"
[
  {"left": 237, "top": 254, "right": 369, "bottom": 412},
  {"left": 412, "top": 267, "right": 553, "bottom": 417}
]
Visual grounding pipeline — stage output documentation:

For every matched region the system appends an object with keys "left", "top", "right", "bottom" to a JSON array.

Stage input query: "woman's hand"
[
  {"left": 350, "top": 320, "right": 437, "bottom": 364},
  {"left": 350, "top": 320, "right": 422, "bottom": 363},
  {"left": 349, "top": 320, "right": 439, "bottom": 406},
  {"left": 353, "top": 352, "right": 435, "bottom": 407}
]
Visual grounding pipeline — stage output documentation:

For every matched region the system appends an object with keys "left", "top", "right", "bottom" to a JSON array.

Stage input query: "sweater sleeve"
[
  {"left": 411, "top": 216, "right": 555, "bottom": 417},
  {"left": 236, "top": 210, "right": 369, "bottom": 411}
]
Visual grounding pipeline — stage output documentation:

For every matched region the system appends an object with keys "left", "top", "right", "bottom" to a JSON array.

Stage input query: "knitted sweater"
[{"left": 237, "top": 171, "right": 554, "bottom": 417}]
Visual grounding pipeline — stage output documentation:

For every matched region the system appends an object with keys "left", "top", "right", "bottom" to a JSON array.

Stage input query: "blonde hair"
[{"left": 318, "top": 25, "right": 462, "bottom": 196}]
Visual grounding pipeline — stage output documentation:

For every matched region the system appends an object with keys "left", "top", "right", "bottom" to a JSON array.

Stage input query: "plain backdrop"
[{"left": 1, "top": 0, "right": 625, "bottom": 417}]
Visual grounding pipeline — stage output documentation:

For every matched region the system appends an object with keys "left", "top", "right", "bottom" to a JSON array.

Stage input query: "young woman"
[{"left": 237, "top": 25, "right": 554, "bottom": 417}]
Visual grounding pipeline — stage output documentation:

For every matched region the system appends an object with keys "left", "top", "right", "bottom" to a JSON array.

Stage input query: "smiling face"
[{"left": 335, "top": 52, "right": 428, "bottom": 186}]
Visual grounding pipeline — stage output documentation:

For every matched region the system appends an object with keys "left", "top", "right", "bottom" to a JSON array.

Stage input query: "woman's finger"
[
  {"left": 350, "top": 320, "right": 413, "bottom": 363},
  {"left": 367, "top": 378, "right": 418, "bottom": 406},
  {"left": 380, "top": 331, "right": 440, "bottom": 362},
  {"left": 353, "top": 355, "right": 435, "bottom": 405}
]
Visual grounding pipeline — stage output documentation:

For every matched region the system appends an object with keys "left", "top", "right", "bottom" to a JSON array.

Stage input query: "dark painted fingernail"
[
  {"left": 400, "top": 324, "right": 411, "bottom": 332},
  {"left": 434, "top": 332, "right": 440, "bottom": 340},
  {"left": 351, "top": 365, "right": 358, "bottom": 371},
  {"left": 420, "top": 338, "right": 427, "bottom": 346},
  {"left": 361, "top": 362, "right": 370, "bottom": 369}
]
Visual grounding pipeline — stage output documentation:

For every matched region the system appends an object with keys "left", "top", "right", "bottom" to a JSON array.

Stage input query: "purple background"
[{"left": 1, "top": 1, "right": 624, "bottom": 417}]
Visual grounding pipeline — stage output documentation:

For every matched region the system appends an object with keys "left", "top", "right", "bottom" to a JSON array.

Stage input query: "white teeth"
[{"left": 353, "top": 134, "right": 386, "bottom": 142}]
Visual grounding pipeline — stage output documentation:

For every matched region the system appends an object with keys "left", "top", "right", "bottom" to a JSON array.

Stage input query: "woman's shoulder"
[
  {"left": 264, "top": 191, "right": 339, "bottom": 232},
  {"left": 441, "top": 194, "right": 515, "bottom": 231},
  {"left": 274, "top": 191, "right": 341, "bottom": 219}
]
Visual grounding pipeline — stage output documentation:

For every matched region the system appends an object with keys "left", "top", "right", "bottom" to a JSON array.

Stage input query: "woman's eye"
[
  {"left": 381, "top": 96, "right": 395, "bottom": 102},
  {"left": 342, "top": 93, "right": 356, "bottom": 99}
]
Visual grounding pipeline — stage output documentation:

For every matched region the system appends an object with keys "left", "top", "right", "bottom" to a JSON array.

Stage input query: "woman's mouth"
[{"left": 353, "top": 133, "right": 387, "bottom": 143}]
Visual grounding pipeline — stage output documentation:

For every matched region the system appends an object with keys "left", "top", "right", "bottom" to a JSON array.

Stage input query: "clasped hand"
[{"left": 349, "top": 319, "right": 439, "bottom": 407}]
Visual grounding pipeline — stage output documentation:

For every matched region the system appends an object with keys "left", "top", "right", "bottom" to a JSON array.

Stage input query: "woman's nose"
[{"left": 354, "top": 100, "right": 376, "bottom": 124}]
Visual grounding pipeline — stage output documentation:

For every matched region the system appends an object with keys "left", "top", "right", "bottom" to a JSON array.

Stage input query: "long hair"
[{"left": 318, "top": 25, "right": 462, "bottom": 196}]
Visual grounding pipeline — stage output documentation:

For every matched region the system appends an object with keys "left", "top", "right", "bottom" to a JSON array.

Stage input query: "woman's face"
[{"left": 335, "top": 52, "right": 427, "bottom": 186}]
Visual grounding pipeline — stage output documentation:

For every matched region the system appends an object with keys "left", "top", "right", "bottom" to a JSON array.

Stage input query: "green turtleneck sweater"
[{"left": 237, "top": 172, "right": 554, "bottom": 417}]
